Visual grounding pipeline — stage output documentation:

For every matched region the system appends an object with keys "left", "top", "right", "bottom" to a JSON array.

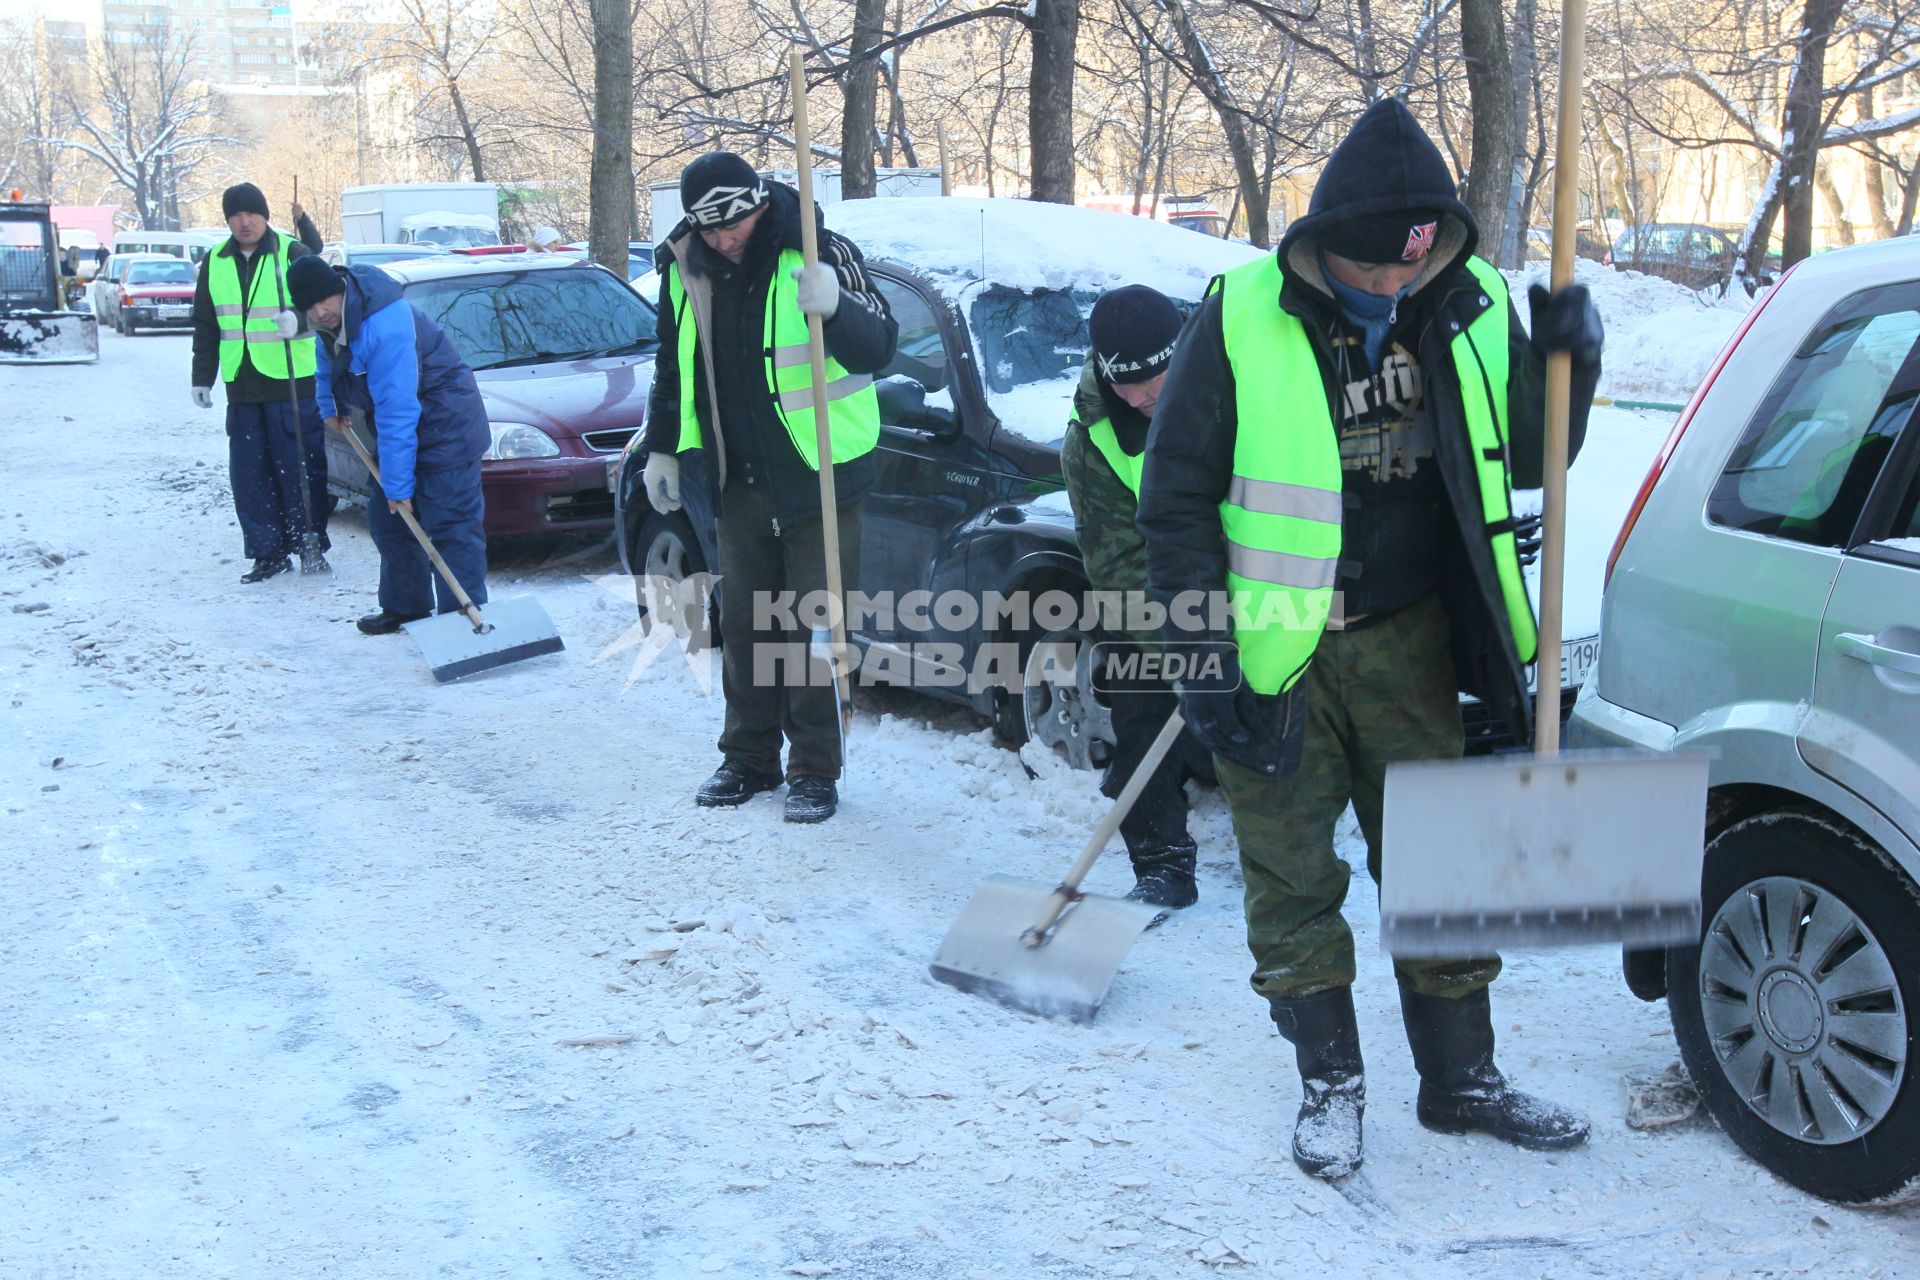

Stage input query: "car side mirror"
[{"left": 877, "top": 374, "right": 959, "bottom": 436}]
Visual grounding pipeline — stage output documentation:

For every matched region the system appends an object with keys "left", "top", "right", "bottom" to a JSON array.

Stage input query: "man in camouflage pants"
[
  {"left": 1061, "top": 285, "right": 1208, "bottom": 908},
  {"left": 1137, "top": 99, "right": 1605, "bottom": 1178}
]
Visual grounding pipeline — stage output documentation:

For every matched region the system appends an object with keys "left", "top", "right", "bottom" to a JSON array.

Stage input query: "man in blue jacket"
[{"left": 285, "top": 256, "right": 492, "bottom": 634}]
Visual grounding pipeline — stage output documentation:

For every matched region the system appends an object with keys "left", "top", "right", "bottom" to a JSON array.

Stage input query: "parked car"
[
  {"left": 1607, "top": 222, "right": 1778, "bottom": 294},
  {"left": 109, "top": 256, "right": 198, "bottom": 334},
  {"left": 87, "top": 252, "right": 169, "bottom": 318},
  {"left": 1570, "top": 235, "right": 1920, "bottom": 1204},
  {"left": 555, "top": 241, "right": 653, "bottom": 282},
  {"left": 320, "top": 242, "right": 451, "bottom": 270},
  {"left": 613, "top": 198, "right": 1601, "bottom": 766},
  {"left": 322, "top": 255, "right": 658, "bottom": 538}
]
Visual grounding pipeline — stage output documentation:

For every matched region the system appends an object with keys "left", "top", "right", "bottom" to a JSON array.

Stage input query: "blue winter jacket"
[{"left": 312, "top": 265, "right": 490, "bottom": 501}]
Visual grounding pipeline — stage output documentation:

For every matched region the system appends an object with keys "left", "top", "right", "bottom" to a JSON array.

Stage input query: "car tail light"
[{"left": 1604, "top": 262, "right": 1798, "bottom": 586}]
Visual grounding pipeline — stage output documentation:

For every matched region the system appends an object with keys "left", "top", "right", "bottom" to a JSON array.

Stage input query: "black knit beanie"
[
  {"left": 287, "top": 255, "right": 346, "bottom": 312},
  {"left": 222, "top": 182, "right": 271, "bottom": 221},
  {"left": 679, "top": 153, "right": 768, "bottom": 229},
  {"left": 1089, "top": 285, "right": 1182, "bottom": 385}
]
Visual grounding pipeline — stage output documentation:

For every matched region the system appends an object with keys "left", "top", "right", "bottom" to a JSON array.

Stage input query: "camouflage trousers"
[{"left": 1213, "top": 593, "right": 1502, "bottom": 1001}]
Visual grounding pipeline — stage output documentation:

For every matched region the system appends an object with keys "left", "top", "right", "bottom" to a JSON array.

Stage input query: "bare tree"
[
  {"left": 1459, "top": 0, "right": 1514, "bottom": 252},
  {"left": 58, "top": 19, "right": 234, "bottom": 230},
  {"left": 587, "top": 0, "right": 636, "bottom": 271},
  {"left": 0, "top": 19, "right": 81, "bottom": 202}
]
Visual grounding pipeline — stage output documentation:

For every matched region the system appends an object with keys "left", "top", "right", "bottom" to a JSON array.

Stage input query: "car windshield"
[
  {"left": 404, "top": 267, "right": 659, "bottom": 370},
  {"left": 966, "top": 284, "right": 1103, "bottom": 444},
  {"left": 128, "top": 261, "right": 196, "bottom": 284}
]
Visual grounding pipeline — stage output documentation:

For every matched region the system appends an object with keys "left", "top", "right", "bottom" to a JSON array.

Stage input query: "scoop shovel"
[
  {"left": 339, "top": 420, "right": 564, "bottom": 682},
  {"left": 929, "top": 709, "right": 1182, "bottom": 1023}
]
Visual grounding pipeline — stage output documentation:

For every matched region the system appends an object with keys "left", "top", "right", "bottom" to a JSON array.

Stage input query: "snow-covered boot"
[
  {"left": 1399, "top": 984, "right": 1590, "bottom": 1151},
  {"left": 1268, "top": 986, "right": 1366, "bottom": 1179},
  {"left": 1125, "top": 841, "right": 1198, "bottom": 909}
]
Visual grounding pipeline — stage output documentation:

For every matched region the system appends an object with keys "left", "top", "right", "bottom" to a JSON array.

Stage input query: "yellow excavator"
[{"left": 1, "top": 191, "right": 98, "bottom": 364}]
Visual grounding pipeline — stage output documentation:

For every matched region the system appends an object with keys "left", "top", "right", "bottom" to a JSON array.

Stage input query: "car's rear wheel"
[
  {"left": 1017, "top": 627, "right": 1116, "bottom": 772},
  {"left": 1668, "top": 810, "right": 1920, "bottom": 1204}
]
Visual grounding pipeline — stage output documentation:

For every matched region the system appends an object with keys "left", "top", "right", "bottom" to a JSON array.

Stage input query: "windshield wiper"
[{"left": 483, "top": 348, "right": 599, "bottom": 369}]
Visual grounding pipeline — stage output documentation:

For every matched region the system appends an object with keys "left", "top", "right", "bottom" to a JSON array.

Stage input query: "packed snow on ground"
[{"left": 5, "top": 323, "right": 1914, "bottom": 1280}]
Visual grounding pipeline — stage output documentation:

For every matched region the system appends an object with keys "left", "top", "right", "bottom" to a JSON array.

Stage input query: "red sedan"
[
  {"left": 322, "top": 256, "right": 657, "bottom": 538},
  {"left": 114, "top": 257, "right": 198, "bottom": 335}
]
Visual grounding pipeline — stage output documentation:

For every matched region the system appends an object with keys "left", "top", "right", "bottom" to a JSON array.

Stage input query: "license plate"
[
  {"left": 605, "top": 456, "right": 621, "bottom": 490},
  {"left": 1561, "top": 635, "right": 1600, "bottom": 688},
  {"left": 159, "top": 305, "right": 189, "bottom": 318}
]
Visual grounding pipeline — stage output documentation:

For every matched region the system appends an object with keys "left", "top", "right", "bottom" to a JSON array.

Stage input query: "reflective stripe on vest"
[
  {"left": 1217, "top": 252, "right": 1536, "bottom": 695},
  {"left": 667, "top": 249, "right": 881, "bottom": 470},
  {"left": 1085, "top": 418, "right": 1144, "bottom": 498},
  {"left": 207, "top": 233, "right": 315, "bottom": 382}
]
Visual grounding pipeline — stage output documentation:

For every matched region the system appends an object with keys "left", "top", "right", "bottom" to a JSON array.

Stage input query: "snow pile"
[
  {"left": 828, "top": 197, "right": 1261, "bottom": 299},
  {"left": 1508, "top": 258, "right": 1753, "bottom": 403}
]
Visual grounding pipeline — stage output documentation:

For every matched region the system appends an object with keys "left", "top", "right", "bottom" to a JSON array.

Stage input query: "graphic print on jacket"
[{"left": 1327, "top": 333, "right": 1444, "bottom": 623}]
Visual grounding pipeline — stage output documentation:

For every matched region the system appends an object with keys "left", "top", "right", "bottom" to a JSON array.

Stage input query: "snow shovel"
[
  {"left": 789, "top": 49, "right": 854, "bottom": 751},
  {"left": 1377, "top": 0, "right": 1708, "bottom": 956},
  {"left": 929, "top": 709, "right": 1179, "bottom": 1023},
  {"left": 339, "top": 418, "right": 564, "bottom": 683}
]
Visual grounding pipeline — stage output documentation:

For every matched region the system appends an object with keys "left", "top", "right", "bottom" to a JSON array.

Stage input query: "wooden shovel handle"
[
  {"left": 1536, "top": 0, "right": 1589, "bottom": 757},
  {"left": 789, "top": 48, "right": 853, "bottom": 733},
  {"left": 1025, "top": 708, "right": 1188, "bottom": 942},
  {"left": 339, "top": 419, "right": 488, "bottom": 633}
]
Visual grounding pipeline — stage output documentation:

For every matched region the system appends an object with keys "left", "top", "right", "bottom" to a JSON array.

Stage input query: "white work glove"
[
  {"left": 793, "top": 262, "right": 841, "bottom": 320},
  {"left": 272, "top": 310, "right": 300, "bottom": 340},
  {"left": 191, "top": 386, "right": 214, "bottom": 410},
  {"left": 643, "top": 451, "right": 681, "bottom": 514}
]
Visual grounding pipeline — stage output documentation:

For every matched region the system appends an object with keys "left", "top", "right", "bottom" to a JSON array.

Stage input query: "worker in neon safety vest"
[
  {"left": 1137, "top": 98, "right": 1606, "bottom": 1180},
  {"left": 637, "top": 153, "right": 898, "bottom": 825}
]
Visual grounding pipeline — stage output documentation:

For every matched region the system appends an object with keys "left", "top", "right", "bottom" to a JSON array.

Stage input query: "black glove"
[
  {"left": 1528, "top": 283, "right": 1604, "bottom": 366},
  {"left": 1175, "top": 645, "right": 1297, "bottom": 776}
]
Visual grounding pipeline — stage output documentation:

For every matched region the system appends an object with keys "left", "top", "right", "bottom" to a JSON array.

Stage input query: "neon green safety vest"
[
  {"left": 669, "top": 247, "right": 880, "bottom": 469},
  {"left": 1086, "top": 419, "right": 1145, "bottom": 498},
  {"left": 1217, "top": 252, "right": 1538, "bottom": 695},
  {"left": 207, "top": 232, "right": 315, "bottom": 383}
]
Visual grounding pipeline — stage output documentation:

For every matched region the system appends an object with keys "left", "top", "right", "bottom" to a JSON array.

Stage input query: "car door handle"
[{"left": 1835, "top": 632, "right": 1920, "bottom": 676}]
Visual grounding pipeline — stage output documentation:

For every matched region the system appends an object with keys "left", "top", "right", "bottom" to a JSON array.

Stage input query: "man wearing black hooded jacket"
[
  {"left": 1137, "top": 99, "right": 1605, "bottom": 1179},
  {"left": 640, "top": 153, "right": 898, "bottom": 824}
]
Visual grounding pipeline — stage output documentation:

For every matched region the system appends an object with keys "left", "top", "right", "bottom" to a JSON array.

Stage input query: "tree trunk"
[
  {"left": 1027, "top": 0, "right": 1078, "bottom": 203},
  {"left": 1768, "top": 0, "right": 1847, "bottom": 272},
  {"left": 1459, "top": 0, "right": 1514, "bottom": 258},
  {"left": 1814, "top": 160, "right": 1853, "bottom": 246},
  {"left": 587, "top": 0, "right": 633, "bottom": 276},
  {"left": 1860, "top": 89, "right": 1898, "bottom": 241},
  {"left": 1498, "top": 0, "right": 1539, "bottom": 268},
  {"left": 446, "top": 76, "right": 487, "bottom": 182},
  {"left": 1163, "top": 0, "right": 1271, "bottom": 246},
  {"left": 841, "top": 0, "right": 886, "bottom": 199}
]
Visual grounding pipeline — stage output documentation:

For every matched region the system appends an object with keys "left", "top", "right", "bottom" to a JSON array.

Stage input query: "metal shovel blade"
[
  {"left": 1379, "top": 749, "right": 1709, "bottom": 956},
  {"left": 403, "top": 594, "right": 565, "bottom": 683},
  {"left": 929, "top": 874, "right": 1161, "bottom": 1023}
]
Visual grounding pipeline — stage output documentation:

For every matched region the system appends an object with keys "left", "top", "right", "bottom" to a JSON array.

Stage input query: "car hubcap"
[
  {"left": 1021, "top": 630, "right": 1115, "bottom": 771},
  {"left": 1699, "top": 875, "right": 1906, "bottom": 1145},
  {"left": 640, "top": 526, "right": 707, "bottom": 645}
]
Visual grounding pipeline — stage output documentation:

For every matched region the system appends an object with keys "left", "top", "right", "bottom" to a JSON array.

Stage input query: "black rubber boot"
[
  {"left": 240, "top": 556, "right": 292, "bottom": 584},
  {"left": 1399, "top": 984, "right": 1590, "bottom": 1151},
  {"left": 696, "top": 762, "right": 784, "bottom": 807},
  {"left": 1268, "top": 986, "right": 1366, "bottom": 1179},
  {"left": 356, "top": 610, "right": 429, "bottom": 635},
  {"left": 783, "top": 775, "right": 838, "bottom": 823},
  {"left": 1124, "top": 841, "right": 1198, "bottom": 909}
]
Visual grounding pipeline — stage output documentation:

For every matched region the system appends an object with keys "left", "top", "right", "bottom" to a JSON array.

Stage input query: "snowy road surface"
[{"left": 4, "top": 322, "right": 1915, "bottom": 1279}]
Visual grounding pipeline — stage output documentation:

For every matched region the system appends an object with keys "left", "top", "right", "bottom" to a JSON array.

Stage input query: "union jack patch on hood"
[{"left": 1402, "top": 221, "right": 1438, "bottom": 262}]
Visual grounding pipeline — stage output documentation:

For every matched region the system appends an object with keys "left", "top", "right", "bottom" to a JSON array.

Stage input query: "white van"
[{"left": 111, "top": 230, "right": 222, "bottom": 263}]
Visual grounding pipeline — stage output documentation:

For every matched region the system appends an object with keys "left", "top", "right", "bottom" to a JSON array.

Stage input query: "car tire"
[
  {"left": 1668, "top": 809, "right": 1920, "bottom": 1205},
  {"left": 1015, "top": 626, "right": 1116, "bottom": 772},
  {"left": 123, "top": 317, "right": 137, "bottom": 336},
  {"left": 631, "top": 509, "right": 717, "bottom": 650}
]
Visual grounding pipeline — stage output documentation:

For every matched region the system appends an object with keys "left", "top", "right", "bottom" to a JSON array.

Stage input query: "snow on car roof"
[
  {"left": 398, "top": 211, "right": 498, "bottom": 230},
  {"left": 826, "top": 196, "right": 1261, "bottom": 301}
]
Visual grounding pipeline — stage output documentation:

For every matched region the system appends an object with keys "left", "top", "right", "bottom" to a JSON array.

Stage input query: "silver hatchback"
[{"left": 1571, "top": 235, "right": 1920, "bottom": 1205}]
